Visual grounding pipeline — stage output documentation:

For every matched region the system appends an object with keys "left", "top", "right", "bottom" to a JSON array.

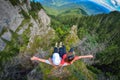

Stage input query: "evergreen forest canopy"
[
  {"left": 0, "top": 0, "right": 120, "bottom": 80},
  {"left": 48, "top": 11, "right": 120, "bottom": 79}
]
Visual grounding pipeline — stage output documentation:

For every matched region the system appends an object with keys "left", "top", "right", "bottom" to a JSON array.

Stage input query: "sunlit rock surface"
[{"left": 0, "top": 0, "right": 23, "bottom": 32}]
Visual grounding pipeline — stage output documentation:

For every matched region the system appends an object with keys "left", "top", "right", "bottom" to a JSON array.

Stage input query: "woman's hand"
[
  {"left": 88, "top": 55, "right": 93, "bottom": 58},
  {"left": 31, "top": 56, "right": 40, "bottom": 61}
]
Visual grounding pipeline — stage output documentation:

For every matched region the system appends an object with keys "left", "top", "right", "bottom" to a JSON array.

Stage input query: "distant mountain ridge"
[{"left": 32, "top": 0, "right": 120, "bottom": 15}]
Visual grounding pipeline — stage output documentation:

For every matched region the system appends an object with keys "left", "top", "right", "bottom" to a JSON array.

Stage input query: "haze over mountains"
[{"left": 32, "top": 0, "right": 120, "bottom": 15}]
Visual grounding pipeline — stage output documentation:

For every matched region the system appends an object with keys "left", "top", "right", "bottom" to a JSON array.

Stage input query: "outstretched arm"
[
  {"left": 69, "top": 55, "right": 93, "bottom": 64},
  {"left": 74, "top": 55, "right": 93, "bottom": 61},
  {"left": 31, "top": 56, "right": 46, "bottom": 63},
  {"left": 31, "top": 56, "right": 57, "bottom": 67}
]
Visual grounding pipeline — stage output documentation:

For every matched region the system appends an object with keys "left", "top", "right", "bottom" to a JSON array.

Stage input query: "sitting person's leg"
[
  {"left": 53, "top": 42, "right": 59, "bottom": 53},
  {"left": 59, "top": 42, "right": 66, "bottom": 58},
  {"left": 51, "top": 43, "right": 59, "bottom": 58},
  {"left": 53, "top": 47, "right": 58, "bottom": 53}
]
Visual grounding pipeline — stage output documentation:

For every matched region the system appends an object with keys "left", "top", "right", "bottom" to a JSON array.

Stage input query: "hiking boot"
[
  {"left": 55, "top": 42, "right": 58, "bottom": 47},
  {"left": 59, "top": 42, "right": 62, "bottom": 47}
]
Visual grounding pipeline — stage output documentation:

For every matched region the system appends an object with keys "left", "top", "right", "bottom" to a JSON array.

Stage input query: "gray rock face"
[
  {"left": 17, "top": 23, "right": 29, "bottom": 35},
  {"left": 38, "top": 9, "right": 50, "bottom": 27},
  {"left": 0, "top": 0, "right": 23, "bottom": 32},
  {"left": 26, "top": 0, "right": 31, "bottom": 9},
  {"left": 0, "top": 0, "right": 28, "bottom": 51},
  {"left": 27, "top": 9, "right": 55, "bottom": 50},
  {"left": 0, "top": 26, "right": 3, "bottom": 33},
  {"left": 0, "top": 0, "right": 54, "bottom": 52},
  {"left": 1, "top": 30, "right": 12, "bottom": 41}
]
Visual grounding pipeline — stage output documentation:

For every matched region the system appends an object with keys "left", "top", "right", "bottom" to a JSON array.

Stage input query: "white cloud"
[{"left": 90, "top": 0, "right": 116, "bottom": 11}]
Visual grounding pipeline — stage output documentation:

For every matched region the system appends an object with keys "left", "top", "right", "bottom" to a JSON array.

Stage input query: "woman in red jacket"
[
  {"left": 58, "top": 44, "right": 93, "bottom": 66},
  {"left": 60, "top": 53, "right": 93, "bottom": 66}
]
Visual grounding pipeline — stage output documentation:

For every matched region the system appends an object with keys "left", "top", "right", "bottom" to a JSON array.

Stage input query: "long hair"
[{"left": 64, "top": 52, "right": 75, "bottom": 63}]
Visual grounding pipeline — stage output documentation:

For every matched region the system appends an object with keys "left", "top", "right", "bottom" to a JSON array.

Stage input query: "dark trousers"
[
  {"left": 59, "top": 45, "right": 66, "bottom": 58},
  {"left": 53, "top": 45, "right": 66, "bottom": 58}
]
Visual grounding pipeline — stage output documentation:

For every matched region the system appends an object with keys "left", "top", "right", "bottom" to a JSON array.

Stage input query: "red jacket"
[{"left": 60, "top": 54, "right": 79, "bottom": 65}]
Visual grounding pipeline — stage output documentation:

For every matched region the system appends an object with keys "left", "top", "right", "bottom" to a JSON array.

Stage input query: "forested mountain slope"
[
  {"left": 0, "top": 0, "right": 120, "bottom": 80},
  {"left": 50, "top": 11, "right": 120, "bottom": 80}
]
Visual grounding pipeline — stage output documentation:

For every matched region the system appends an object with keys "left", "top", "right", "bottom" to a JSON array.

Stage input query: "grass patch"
[
  {"left": 20, "top": 9, "right": 30, "bottom": 19},
  {"left": 29, "top": 10, "right": 38, "bottom": 19},
  {"left": 29, "top": 1, "right": 43, "bottom": 19},
  {"left": 19, "top": 23, "right": 33, "bottom": 53},
  {"left": 9, "top": 0, "right": 20, "bottom": 6},
  {"left": 68, "top": 61, "right": 97, "bottom": 80},
  {"left": 0, "top": 30, "right": 20, "bottom": 67},
  {"left": 16, "top": 19, "right": 30, "bottom": 32}
]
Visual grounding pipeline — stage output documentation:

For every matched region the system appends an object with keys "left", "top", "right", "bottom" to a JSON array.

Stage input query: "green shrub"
[
  {"left": 20, "top": 9, "right": 30, "bottom": 19},
  {"left": 29, "top": 1, "right": 43, "bottom": 19},
  {"left": 9, "top": 0, "right": 20, "bottom": 6}
]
